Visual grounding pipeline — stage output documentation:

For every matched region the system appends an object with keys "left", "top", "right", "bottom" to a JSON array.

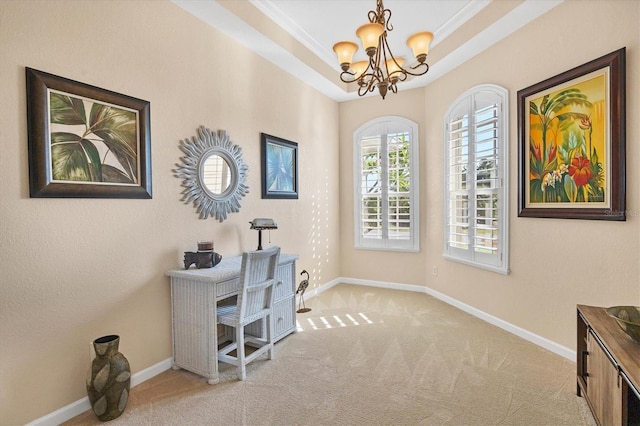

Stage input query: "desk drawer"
[
  {"left": 275, "top": 262, "right": 295, "bottom": 300},
  {"left": 244, "top": 297, "right": 296, "bottom": 342},
  {"left": 273, "top": 279, "right": 292, "bottom": 302},
  {"left": 273, "top": 297, "right": 296, "bottom": 340},
  {"left": 216, "top": 278, "right": 240, "bottom": 300}
]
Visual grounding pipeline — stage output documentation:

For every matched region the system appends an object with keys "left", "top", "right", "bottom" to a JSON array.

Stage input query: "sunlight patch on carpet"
[{"left": 296, "top": 312, "right": 382, "bottom": 331}]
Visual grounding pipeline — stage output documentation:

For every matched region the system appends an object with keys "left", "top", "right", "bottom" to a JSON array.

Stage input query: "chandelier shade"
[
  {"left": 351, "top": 60, "right": 369, "bottom": 79},
  {"left": 386, "top": 58, "right": 405, "bottom": 77},
  {"left": 406, "top": 31, "right": 434, "bottom": 63},
  {"left": 356, "top": 23, "right": 385, "bottom": 56},
  {"left": 332, "top": 41, "right": 359, "bottom": 70},
  {"left": 332, "top": 0, "right": 433, "bottom": 99}
]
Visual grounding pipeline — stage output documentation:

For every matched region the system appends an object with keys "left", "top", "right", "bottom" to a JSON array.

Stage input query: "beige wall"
[
  {"left": 339, "top": 88, "right": 428, "bottom": 285},
  {"left": 421, "top": 0, "right": 640, "bottom": 348},
  {"left": 340, "top": 0, "right": 639, "bottom": 356},
  {"left": 1, "top": 0, "right": 639, "bottom": 424},
  {"left": 0, "top": 1, "right": 340, "bottom": 423}
]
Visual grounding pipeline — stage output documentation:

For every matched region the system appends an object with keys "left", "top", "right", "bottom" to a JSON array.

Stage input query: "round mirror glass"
[
  {"left": 173, "top": 126, "right": 248, "bottom": 222},
  {"left": 201, "top": 154, "right": 232, "bottom": 195}
]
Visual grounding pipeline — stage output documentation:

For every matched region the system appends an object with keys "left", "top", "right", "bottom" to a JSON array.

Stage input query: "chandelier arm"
[
  {"left": 380, "top": 32, "right": 392, "bottom": 72},
  {"left": 339, "top": 70, "right": 357, "bottom": 84},
  {"left": 403, "top": 62, "right": 430, "bottom": 77},
  {"left": 365, "top": 69, "right": 383, "bottom": 87},
  {"left": 358, "top": 79, "right": 376, "bottom": 96},
  {"left": 367, "top": 9, "right": 377, "bottom": 23},
  {"left": 383, "top": 8, "right": 392, "bottom": 31},
  {"left": 379, "top": 36, "right": 388, "bottom": 74},
  {"left": 380, "top": 32, "right": 402, "bottom": 68},
  {"left": 373, "top": 66, "right": 385, "bottom": 84},
  {"left": 379, "top": 33, "right": 402, "bottom": 81},
  {"left": 395, "top": 71, "right": 408, "bottom": 82},
  {"left": 370, "top": 49, "right": 377, "bottom": 72},
  {"left": 372, "top": 40, "right": 384, "bottom": 79}
]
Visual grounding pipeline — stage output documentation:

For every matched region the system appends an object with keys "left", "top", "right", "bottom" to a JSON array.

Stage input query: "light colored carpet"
[{"left": 65, "top": 284, "right": 596, "bottom": 425}]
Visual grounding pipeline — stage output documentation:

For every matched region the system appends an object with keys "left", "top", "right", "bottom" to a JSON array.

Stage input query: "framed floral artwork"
[
  {"left": 517, "top": 48, "right": 626, "bottom": 220},
  {"left": 260, "top": 133, "right": 298, "bottom": 199},
  {"left": 26, "top": 68, "right": 152, "bottom": 198}
]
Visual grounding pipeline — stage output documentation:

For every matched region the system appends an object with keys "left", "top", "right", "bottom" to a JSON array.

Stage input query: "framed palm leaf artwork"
[
  {"left": 26, "top": 68, "right": 152, "bottom": 198},
  {"left": 261, "top": 133, "right": 298, "bottom": 199},
  {"left": 517, "top": 48, "right": 625, "bottom": 220}
]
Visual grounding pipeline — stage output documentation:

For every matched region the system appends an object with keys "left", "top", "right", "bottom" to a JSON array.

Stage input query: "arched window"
[
  {"left": 353, "top": 116, "right": 419, "bottom": 252},
  {"left": 444, "top": 85, "right": 509, "bottom": 274}
]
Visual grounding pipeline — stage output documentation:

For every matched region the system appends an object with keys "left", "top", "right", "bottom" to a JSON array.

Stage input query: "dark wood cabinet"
[{"left": 577, "top": 305, "right": 640, "bottom": 426}]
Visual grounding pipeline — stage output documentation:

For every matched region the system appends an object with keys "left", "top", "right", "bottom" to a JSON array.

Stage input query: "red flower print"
[
  {"left": 579, "top": 116, "right": 592, "bottom": 130},
  {"left": 548, "top": 144, "right": 557, "bottom": 163},
  {"left": 569, "top": 156, "right": 593, "bottom": 187},
  {"left": 530, "top": 141, "right": 541, "bottom": 161}
]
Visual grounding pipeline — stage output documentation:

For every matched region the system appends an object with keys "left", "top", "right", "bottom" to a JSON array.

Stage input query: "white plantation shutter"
[
  {"left": 444, "top": 85, "right": 509, "bottom": 274},
  {"left": 354, "top": 117, "right": 419, "bottom": 252},
  {"left": 360, "top": 135, "right": 383, "bottom": 239},
  {"left": 447, "top": 113, "right": 470, "bottom": 251}
]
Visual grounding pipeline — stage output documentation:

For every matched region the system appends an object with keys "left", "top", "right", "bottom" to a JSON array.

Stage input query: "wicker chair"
[{"left": 216, "top": 246, "right": 280, "bottom": 380}]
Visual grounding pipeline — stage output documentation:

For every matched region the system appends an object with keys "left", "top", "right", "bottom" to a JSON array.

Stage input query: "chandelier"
[{"left": 332, "top": 0, "right": 433, "bottom": 99}]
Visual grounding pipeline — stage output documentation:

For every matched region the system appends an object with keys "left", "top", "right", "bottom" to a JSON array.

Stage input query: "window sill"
[
  {"left": 442, "top": 253, "right": 510, "bottom": 275},
  {"left": 356, "top": 245, "right": 420, "bottom": 253}
]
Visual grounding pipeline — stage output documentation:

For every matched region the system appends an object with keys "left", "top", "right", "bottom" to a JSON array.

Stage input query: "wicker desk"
[{"left": 166, "top": 253, "right": 298, "bottom": 384}]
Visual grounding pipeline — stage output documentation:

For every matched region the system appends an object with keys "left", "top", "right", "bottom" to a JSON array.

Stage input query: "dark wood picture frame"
[
  {"left": 261, "top": 133, "right": 298, "bottom": 199},
  {"left": 517, "top": 48, "right": 625, "bottom": 220},
  {"left": 26, "top": 68, "right": 152, "bottom": 198}
]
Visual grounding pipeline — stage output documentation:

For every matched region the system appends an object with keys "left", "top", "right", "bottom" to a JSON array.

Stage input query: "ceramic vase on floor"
[{"left": 86, "top": 335, "right": 131, "bottom": 421}]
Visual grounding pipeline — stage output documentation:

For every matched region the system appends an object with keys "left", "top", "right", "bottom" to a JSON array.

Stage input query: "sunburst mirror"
[{"left": 173, "top": 126, "right": 248, "bottom": 222}]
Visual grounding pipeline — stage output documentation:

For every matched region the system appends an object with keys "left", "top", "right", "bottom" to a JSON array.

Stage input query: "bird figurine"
[{"left": 296, "top": 269, "right": 311, "bottom": 313}]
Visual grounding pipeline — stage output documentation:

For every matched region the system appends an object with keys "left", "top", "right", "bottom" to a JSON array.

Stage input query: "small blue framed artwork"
[{"left": 261, "top": 133, "right": 298, "bottom": 199}]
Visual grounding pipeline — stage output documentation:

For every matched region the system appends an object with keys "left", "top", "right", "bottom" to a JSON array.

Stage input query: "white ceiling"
[
  {"left": 172, "top": 0, "right": 563, "bottom": 101},
  {"left": 250, "top": 0, "right": 488, "bottom": 69}
]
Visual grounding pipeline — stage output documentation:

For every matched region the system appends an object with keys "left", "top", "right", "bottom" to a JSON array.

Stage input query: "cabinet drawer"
[
  {"left": 275, "top": 262, "right": 295, "bottom": 300},
  {"left": 273, "top": 297, "right": 296, "bottom": 339},
  {"left": 243, "top": 297, "right": 296, "bottom": 342},
  {"left": 216, "top": 278, "right": 240, "bottom": 300},
  {"left": 273, "top": 278, "right": 292, "bottom": 302}
]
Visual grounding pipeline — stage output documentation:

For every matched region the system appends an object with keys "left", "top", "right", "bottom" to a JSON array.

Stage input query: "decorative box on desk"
[
  {"left": 576, "top": 305, "right": 640, "bottom": 426},
  {"left": 166, "top": 253, "right": 298, "bottom": 384}
]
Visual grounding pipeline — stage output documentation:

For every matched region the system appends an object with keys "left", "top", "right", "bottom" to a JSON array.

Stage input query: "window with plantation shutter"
[
  {"left": 354, "top": 116, "right": 419, "bottom": 252},
  {"left": 444, "top": 85, "right": 509, "bottom": 274}
]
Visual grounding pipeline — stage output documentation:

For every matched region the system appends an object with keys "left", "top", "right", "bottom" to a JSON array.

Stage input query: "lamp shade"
[
  {"left": 406, "top": 31, "right": 434, "bottom": 61},
  {"left": 351, "top": 60, "right": 369, "bottom": 79},
  {"left": 356, "top": 22, "right": 385, "bottom": 53},
  {"left": 333, "top": 41, "right": 358, "bottom": 68},
  {"left": 385, "top": 57, "right": 405, "bottom": 76}
]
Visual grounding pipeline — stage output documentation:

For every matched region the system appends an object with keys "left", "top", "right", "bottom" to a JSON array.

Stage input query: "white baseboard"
[
  {"left": 35, "top": 277, "right": 574, "bottom": 425},
  {"left": 130, "top": 357, "right": 173, "bottom": 387},
  {"left": 27, "top": 358, "right": 173, "bottom": 425},
  {"left": 334, "top": 277, "right": 575, "bottom": 361},
  {"left": 296, "top": 276, "right": 342, "bottom": 301}
]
